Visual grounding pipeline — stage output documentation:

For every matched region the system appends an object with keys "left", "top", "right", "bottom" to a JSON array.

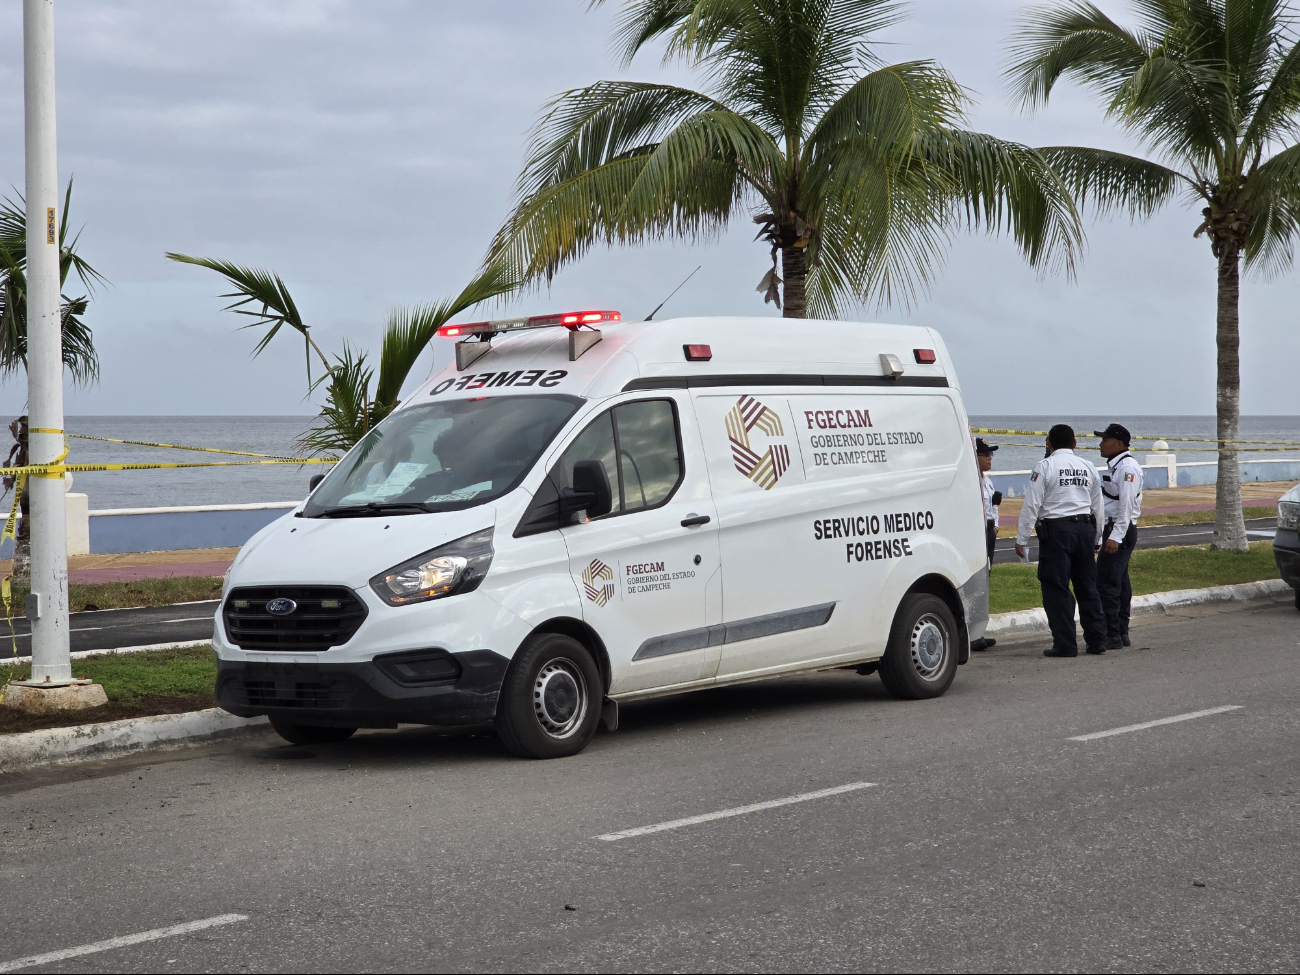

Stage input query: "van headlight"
[
  {"left": 370, "top": 528, "right": 494, "bottom": 605},
  {"left": 1279, "top": 501, "right": 1300, "bottom": 531}
]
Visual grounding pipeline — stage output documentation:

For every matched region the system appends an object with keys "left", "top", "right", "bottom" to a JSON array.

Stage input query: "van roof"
[{"left": 407, "top": 316, "right": 956, "bottom": 406}]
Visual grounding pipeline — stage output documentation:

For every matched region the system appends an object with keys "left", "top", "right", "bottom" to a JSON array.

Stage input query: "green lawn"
[
  {"left": 1, "top": 645, "right": 217, "bottom": 734},
  {"left": 990, "top": 541, "right": 1280, "bottom": 614},
  {"left": 5, "top": 576, "right": 224, "bottom": 615}
]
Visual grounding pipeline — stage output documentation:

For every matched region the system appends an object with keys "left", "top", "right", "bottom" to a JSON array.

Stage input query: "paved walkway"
[{"left": 0, "top": 547, "right": 238, "bottom": 584}]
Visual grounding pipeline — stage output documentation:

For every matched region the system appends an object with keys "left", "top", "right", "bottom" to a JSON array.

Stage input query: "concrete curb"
[
  {"left": 0, "top": 708, "right": 268, "bottom": 774},
  {"left": 986, "top": 578, "right": 1292, "bottom": 642}
]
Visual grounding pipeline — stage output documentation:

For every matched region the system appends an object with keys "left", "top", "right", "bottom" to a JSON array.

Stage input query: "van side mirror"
[
  {"left": 309, "top": 473, "right": 325, "bottom": 493},
  {"left": 560, "top": 459, "right": 613, "bottom": 521}
]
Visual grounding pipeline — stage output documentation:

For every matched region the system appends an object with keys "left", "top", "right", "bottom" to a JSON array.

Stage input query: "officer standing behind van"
[
  {"left": 1094, "top": 423, "right": 1143, "bottom": 649},
  {"left": 1014, "top": 424, "right": 1108, "bottom": 657},
  {"left": 977, "top": 438, "right": 1001, "bottom": 564}
]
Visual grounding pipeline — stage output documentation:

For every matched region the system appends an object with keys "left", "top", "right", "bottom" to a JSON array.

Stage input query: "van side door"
[{"left": 528, "top": 394, "right": 723, "bottom": 696}]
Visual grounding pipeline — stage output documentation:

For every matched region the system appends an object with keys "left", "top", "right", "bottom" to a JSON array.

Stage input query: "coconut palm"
[
  {"left": 0, "top": 179, "right": 105, "bottom": 579},
  {"left": 1006, "top": 0, "right": 1300, "bottom": 551},
  {"left": 0, "top": 180, "right": 104, "bottom": 385},
  {"left": 167, "top": 253, "right": 516, "bottom": 453},
  {"left": 489, "top": 0, "right": 1084, "bottom": 317}
]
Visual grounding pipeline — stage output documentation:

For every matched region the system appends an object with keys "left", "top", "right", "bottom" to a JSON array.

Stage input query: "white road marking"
[
  {"left": 595, "top": 781, "right": 877, "bottom": 841},
  {"left": 0, "top": 914, "right": 248, "bottom": 973},
  {"left": 157, "top": 616, "right": 215, "bottom": 624},
  {"left": 1068, "top": 705, "right": 1242, "bottom": 742}
]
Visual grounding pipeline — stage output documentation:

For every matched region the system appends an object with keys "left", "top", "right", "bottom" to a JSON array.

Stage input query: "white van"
[{"left": 214, "top": 313, "right": 989, "bottom": 758}]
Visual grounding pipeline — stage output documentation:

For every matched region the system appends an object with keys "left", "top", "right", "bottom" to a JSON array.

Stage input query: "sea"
[{"left": 2, "top": 414, "right": 1298, "bottom": 509}]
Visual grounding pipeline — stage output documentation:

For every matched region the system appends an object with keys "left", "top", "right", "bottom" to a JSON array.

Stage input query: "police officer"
[
  {"left": 1014, "top": 423, "right": 1108, "bottom": 657},
  {"left": 1094, "top": 422, "right": 1143, "bottom": 649},
  {"left": 972, "top": 437, "right": 1002, "bottom": 652},
  {"left": 977, "top": 438, "right": 1002, "bottom": 564}
]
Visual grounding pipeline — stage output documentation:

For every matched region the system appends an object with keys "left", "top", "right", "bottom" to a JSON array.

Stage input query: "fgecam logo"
[
  {"left": 582, "top": 558, "right": 616, "bottom": 607},
  {"left": 726, "top": 395, "right": 791, "bottom": 490}
]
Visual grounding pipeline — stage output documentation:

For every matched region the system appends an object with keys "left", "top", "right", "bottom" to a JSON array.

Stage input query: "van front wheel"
[
  {"left": 878, "top": 593, "right": 958, "bottom": 700},
  {"left": 496, "top": 633, "right": 602, "bottom": 759}
]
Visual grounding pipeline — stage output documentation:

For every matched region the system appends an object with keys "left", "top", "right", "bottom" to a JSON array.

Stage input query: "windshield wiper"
[{"left": 311, "top": 501, "right": 435, "bottom": 518}]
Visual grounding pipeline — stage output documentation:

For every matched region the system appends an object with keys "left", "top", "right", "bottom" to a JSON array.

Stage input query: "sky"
[{"left": 0, "top": 0, "right": 1295, "bottom": 418}]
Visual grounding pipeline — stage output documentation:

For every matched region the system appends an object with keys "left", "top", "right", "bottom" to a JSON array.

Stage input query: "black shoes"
[
  {"left": 971, "top": 637, "right": 997, "bottom": 652},
  {"left": 1085, "top": 645, "right": 1107, "bottom": 655},
  {"left": 1043, "top": 647, "right": 1078, "bottom": 658},
  {"left": 1121, "top": 635, "right": 1131, "bottom": 647}
]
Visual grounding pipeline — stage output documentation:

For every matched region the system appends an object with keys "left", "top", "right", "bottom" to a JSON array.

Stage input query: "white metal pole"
[{"left": 24, "top": 0, "right": 71, "bottom": 684}]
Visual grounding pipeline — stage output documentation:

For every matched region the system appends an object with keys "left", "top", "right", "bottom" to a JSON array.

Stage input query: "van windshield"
[{"left": 302, "top": 395, "right": 583, "bottom": 517}]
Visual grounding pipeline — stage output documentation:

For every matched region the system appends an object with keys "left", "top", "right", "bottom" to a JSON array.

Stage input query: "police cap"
[
  {"left": 1093, "top": 422, "right": 1131, "bottom": 445},
  {"left": 975, "top": 438, "right": 997, "bottom": 456}
]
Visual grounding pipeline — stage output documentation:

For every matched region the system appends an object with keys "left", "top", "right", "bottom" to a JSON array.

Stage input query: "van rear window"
[{"left": 303, "top": 395, "right": 583, "bottom": 517}]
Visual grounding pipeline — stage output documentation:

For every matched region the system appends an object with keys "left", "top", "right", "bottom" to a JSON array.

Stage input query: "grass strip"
[
  {"left": 6, "top": 576, "right": 224, "bottom": 614},
  {"left": 1, "top": 645, "right": 217, "bottom": 735},
  {"left": 990, "top": 541, "right": 1280, "bottom": 614},
  {"left": 997, "top": 506, "right": 1276, "bottom": 537}
]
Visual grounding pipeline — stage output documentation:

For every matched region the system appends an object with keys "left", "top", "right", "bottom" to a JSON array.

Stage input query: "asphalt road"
[
  {"left": 1, "top": 599, "right": 1297, "bottom": 973},
  {"left": 0, "top": 602, "right": 217, "bottom": 661},
  {"left": 992, "top": 515, "right": 1278, "bottom": 564}
]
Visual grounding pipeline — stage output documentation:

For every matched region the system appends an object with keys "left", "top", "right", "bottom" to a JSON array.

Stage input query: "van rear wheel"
[
  {"left": 268, "top": 717, "right": 357, "bottom": 745},
  {"left": 496, "top": 633, "right": 602, "bottom": 759},
  {"left": 878, "top": 593, "right": 958, "bottom": 700}
]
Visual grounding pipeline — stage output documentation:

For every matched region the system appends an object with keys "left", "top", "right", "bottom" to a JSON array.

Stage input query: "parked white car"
[{"left": 213, "top": 313, "right": 989, "bottom": 757}]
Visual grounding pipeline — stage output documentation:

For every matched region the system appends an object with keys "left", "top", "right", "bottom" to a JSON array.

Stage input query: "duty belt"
[{"left": 1044, "top": 514, "right": 1094, "bottom": 523}]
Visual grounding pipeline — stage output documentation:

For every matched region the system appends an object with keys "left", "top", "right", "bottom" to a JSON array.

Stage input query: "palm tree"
[
  {"left": 489, "top": 0, "right": 1084, "bottom": 317},
  {"left": 1006, "top": 0, "right": 1300, "bottom": 552},
  {"left": 167, "top": 254, "right": 516, "bottom": 453},
  {"left": 0, "top": 179, "right": 105, "bottom": 579}
]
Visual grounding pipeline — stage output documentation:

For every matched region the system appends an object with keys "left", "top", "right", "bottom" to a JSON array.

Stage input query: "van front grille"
[{"left": 222, "top": 586, "right": 367, "bottom": 651}]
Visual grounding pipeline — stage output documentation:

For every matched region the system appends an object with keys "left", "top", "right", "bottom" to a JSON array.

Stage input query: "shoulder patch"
[
  {"left": 1124, "top": 472, "right": 1135, "bottom": 482},
  {"left": 1031, "top": 472, "right": 1039, "bottom": 481}
]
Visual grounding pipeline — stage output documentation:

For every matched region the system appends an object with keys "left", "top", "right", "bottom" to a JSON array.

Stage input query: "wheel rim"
[
  {"left": 533, "top": 657, "right": 589, "bottom": 739},
  {"left": 909, "top": 613, "right": 949, "bottom": 681}
]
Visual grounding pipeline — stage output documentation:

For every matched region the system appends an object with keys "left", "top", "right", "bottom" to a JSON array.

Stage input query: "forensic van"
[{"left": 214, "top": 312, "right": 989, "bottom": 758}]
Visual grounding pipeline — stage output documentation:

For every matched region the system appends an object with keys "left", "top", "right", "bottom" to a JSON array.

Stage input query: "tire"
[
  {"left": 878, "top": 593, "right": 959, "bottom": 700},
  {"left": 1294, "top": 588, "right": 1300, "bottom": 612},
  {"left": 495, "top": 632, "right": 602, "bottom": 759},
  {"left": 269, "top": 717, "right": 357, "bottom": 745}
]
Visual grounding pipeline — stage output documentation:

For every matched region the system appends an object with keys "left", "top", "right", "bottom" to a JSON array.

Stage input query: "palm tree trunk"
[
  {"left": 781, "top": 246, "right": 807, "bottom": 319},
  {"left": 1212, "top": 246, "right": 1247, "bottom": 552}
]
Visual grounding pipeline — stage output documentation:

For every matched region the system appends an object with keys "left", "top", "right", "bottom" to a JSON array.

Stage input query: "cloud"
[{"left": 0, "top": 0, "right": 1294, "bottom": 417}]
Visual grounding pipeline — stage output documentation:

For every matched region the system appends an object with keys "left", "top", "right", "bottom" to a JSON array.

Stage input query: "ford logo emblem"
[{"left": 265, "top": 598, "right": 297, "bottom": 616}]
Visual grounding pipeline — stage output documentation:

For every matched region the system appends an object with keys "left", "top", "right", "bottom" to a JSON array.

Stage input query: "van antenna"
[{"left": 644, "top": 265, "right": 702, "bottom": 321}]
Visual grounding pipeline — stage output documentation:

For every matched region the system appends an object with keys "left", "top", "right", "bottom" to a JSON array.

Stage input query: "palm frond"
[
  {"left": 372, "top": 262, "right": 518, "bottom": 413},
  {"left": 167, "top": 252, "right": 330, "bottom": 382},
  {"left": 1241, "top": 140, "right": 1300, "bottom": 275},
  {"left": 1036, "top": 145, "right": 1183, "bottom": 220},
  {"left": 298, "top": 345, "right": 374, "bottom": 456}
]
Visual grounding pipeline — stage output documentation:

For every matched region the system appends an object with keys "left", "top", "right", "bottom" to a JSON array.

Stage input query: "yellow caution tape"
[
  {"left": 64, "top": 433, "right": 303, "bottom": 460},
  {"left": 0, "top": 457, "right": 338, "bottom": 478},
  {"left": 969, "top": 427, "right": 1300, "bottom": 447}
]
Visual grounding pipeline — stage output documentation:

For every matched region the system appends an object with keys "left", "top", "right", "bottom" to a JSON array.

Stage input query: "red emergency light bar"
[{"left": 438, "top": 309, "right": 621, "bottom": 339}]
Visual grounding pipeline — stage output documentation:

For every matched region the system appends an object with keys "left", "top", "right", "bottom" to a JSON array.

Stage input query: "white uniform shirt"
[
  {"left": 981, "top": 473, "right": 999, "bottom": 528},
  {"left": 1101, "top": 450, "right": 1143, "bottom": 542},
  {"left": 1015, "top": 448, "right": 1105, "bottom": 548}
]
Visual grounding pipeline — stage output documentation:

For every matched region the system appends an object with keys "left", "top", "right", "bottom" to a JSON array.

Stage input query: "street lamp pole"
[{"left": 23, "top": 0, "right": 72, "bottom": 685}]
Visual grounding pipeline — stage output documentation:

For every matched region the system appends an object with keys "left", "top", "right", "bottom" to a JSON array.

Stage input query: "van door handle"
[{"left": 680, "top": 514, "right": 711, "bottom": 528}]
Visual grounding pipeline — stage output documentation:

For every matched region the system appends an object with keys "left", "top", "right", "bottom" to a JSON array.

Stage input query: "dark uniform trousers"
[
  {"left": 985, "top": 520, "right": 997, "bottom": 563},
  {"left": 1096, "top": 522, "right": 1138, "bottom": 641},
  {"left": 1037, "top": 517, "right": 1107, "bottom": 651}
]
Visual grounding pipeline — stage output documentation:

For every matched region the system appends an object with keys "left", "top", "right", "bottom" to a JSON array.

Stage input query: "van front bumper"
[
  {"left": 1275, "top": 528, "right": 1300, "bottom": 589},
  {"left": 215, "top": 649, "right": 509, "bottom": 729}
]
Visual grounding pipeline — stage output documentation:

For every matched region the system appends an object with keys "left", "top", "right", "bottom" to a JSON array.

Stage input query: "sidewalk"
[
  {"left": 997, "top": 479, "right": 1289, "bottom": 536},
  {"left": 0, "top": 547, "right": 238, "bottom": 584}
]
